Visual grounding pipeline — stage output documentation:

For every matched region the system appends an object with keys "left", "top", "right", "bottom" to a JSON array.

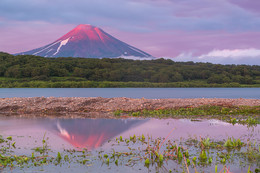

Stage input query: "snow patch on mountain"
[
  {"left": 33, "top": 41, "right": 60, "bottom": 55},
  {"left": 53, "top": 37, "right": 70, "bottom": 56},
  {"left": 128, "top": 45, "right": 149, "bottom": 57},
  {"left": 46, "top": 49, "right": 53, "bottom": 53}
]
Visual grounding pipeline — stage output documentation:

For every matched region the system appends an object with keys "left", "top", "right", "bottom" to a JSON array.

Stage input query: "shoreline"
[{"left": 0, "top": 97, "right": 259, "bottom": 118}]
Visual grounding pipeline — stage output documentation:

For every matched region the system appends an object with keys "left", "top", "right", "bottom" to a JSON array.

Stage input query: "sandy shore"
[{"left": 0, "top": 97, "right": 259, "bottom": 117}]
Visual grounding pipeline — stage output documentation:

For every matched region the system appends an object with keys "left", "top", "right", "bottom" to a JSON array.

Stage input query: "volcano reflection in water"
[{"left": 52, "top": 119, "right": 145, "bottom": 150}]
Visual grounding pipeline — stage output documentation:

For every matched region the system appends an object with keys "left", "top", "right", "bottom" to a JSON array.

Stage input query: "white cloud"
[
  {"left": 117, "top": 55, "right": 155, "bottom": 60},
  {"left": 198, "top": 48, "right": 260, "bottom": 59},
  {"left": 173, "top": 48, "right": 260, "bottom": 65}
]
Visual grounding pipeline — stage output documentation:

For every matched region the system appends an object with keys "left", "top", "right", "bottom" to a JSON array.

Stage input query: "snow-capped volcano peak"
[{"left": 17, "top": 24, "right": 152, "bottom": 58}]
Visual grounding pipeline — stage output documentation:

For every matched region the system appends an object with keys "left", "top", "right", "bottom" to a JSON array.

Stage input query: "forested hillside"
[{"left": 0, "top": 52, "right": 259, "bottom": 87}]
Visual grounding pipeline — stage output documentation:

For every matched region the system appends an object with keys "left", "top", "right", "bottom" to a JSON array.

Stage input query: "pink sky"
[{"left": 0, "top": 0, "right": 260, "bottom": 64}]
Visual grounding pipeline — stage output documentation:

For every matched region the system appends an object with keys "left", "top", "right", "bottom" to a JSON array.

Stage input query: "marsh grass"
[
  {"left": 33, "top": 133, "right": 49, "bottom": 154},
  {"left": 115, "top": 106, "right": 260, "bottom": 117},
  {"left": 111, "top": 134, "right": 259, "bottom": 172},
  {"left": 114, "top": 106, "right": 260, "bottom": 126},
  {"left": 0, "top": 133, "right": 259, "bottom": 173}
]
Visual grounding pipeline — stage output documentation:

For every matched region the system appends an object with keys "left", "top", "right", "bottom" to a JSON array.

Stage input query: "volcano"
[{"left": 17, "top": 24, "right": 152, "bottom": 58}]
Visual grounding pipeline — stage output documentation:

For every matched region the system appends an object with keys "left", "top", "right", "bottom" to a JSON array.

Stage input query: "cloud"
[
  {"left": 117, "top": 55, "right": 155, "bottom": 60},
  {"left": 0, "top": 0, "right": 165, "bottom": 32},
  {"left": 198, "top": 49, "right": 260, "bottom": 59},
  {"left": 0, "top": 0, "right": 260, "bottom": 32},
  {"left": 228, "top": 0, "right": 260, "bottom": 15},
  {"left": 174, "top": 49, "right": 260, "bottom": 65}
]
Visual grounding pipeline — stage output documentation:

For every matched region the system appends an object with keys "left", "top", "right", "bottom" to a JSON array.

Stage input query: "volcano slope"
[{"left": 17, "top": 24, "right": 152, "bottom": 58}]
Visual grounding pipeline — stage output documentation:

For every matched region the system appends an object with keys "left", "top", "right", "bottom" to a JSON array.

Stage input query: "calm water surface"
[
  {"left": 0, "top": 117, "right": 259, "bottom": 172},
  {"left": 1, "top": 117, "right": 258, "bottom": 150},
  {"left": 0, "top": 88, "right": 259, "bottom": 98}
]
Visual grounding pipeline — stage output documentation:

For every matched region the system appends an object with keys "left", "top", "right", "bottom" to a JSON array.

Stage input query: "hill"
[{"left": 0, "top": 52, "right": 260, "bottom": 88}]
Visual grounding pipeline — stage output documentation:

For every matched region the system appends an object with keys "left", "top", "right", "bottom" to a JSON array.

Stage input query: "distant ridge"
[{"left": 17, "top": 24, "right": 152, "bottom": 59}]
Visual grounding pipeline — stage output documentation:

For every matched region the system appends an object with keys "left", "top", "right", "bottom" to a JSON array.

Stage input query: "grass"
[
  {"left": 116, "top": 106, "right": 260, "bottom": 116},
  {"left": 32, "top": 133, "right": 49, "bottom": 154},
  {"left": 0, "top": 133, "right": 259, "bottom": 173},
  {"left": 114, "top": 106, "right": 260, "bottom": 126},
  {"left": 102, "top": 135, "right": 259, "bottom": 172}
]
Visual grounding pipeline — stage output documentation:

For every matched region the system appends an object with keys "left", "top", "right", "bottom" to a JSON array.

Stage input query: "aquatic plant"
[
  {"left": 56, "top": 152, "right": 62, "bottom": 163},
  {"left": 114, "top": 110, "right": 124, "bottom": 116},
  {"left": 199, "top": 150, "right": 208, "bottom": 162},
  {"left": 0, "top": 133, "right": 259, "bottom": 173},
  {"left": 6, "top": 136, "right": 12, "bottom": 141},
  {"left": 144, "top": 158, "right": 150, "bottom": 166},
  {"left": 113, "top": 106, "right": 260, "bottom": 122},
  {"left": 201, "top": 137, "right": 211, "bottom": 149},
  {"left": 223, "top": 138, "right": 243, "bottom": 148},
  {"left": 159, "top": 154, "right": 163, "bottom": 163},
  {"left": 215, "top": 165, "right": 218, "bottom": 173},
  {"left": 33, "top": 133, "right": 49, "bottom": 154},
  {"left": 246, "top": 117, "right": 259, "bottom": 126},
  {"left": 229, "top": 118, "right": 237, "bottom": 125}
]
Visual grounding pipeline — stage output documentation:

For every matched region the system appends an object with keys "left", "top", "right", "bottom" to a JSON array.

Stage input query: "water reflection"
[
  {"left": 51, "top": 119, "right": 146, "bottom": 149},
  {"left": 0, "top": 117, "right": 259, "bottom": 151},
  {"left": 0, "top": 117, "right": 259, "bottom": 173},
  {"left": 119, "top": 119, "right": 260, "bottom": 141}
]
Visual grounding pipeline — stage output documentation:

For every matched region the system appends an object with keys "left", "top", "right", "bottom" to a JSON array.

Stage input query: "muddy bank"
[{"left": 0, "top": 97, "right": 259, "bottom": 117}]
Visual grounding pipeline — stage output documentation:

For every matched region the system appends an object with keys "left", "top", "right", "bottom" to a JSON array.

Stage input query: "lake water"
[
  {"left": 0, "top": 87, "right": 259, "bottom": 172},
  {"left": 0, "top": 117, "right": 259, "bottom": 172},
  {"left": 0, "top": 88, "right": 259, "bottom": 98}
]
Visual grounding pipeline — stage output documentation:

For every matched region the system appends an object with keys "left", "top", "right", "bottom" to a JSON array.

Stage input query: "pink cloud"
[
  {"left": 228, "top": 0, "right": 260, "bottom": 15},
  {"left": 108, "top": 29, "right": 260, "bottom": 58}
]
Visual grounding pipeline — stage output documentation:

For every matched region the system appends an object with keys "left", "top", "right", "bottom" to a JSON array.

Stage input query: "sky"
[{"left": 0, "top": 0, "right": 260, "bottom": 65}]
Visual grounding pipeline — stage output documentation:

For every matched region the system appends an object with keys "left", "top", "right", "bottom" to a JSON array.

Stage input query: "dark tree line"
[{"left": 0, "top": 52, "right": 259, "bottom": 84}]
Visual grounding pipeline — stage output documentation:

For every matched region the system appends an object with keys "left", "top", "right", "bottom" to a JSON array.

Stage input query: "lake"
[
  {"left": 0, "top": 117, "right": 259, "bottom": 172},
  {"left": 0, "top": 88, "right": 259, "bottom": 98},
  {"left": 0, "top": 87, "right": 259, "bottom": 172}
]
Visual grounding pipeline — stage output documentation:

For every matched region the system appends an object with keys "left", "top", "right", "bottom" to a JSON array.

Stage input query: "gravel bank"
[{"left": 0, "top": 97, "right": 259, "bottom": 117}]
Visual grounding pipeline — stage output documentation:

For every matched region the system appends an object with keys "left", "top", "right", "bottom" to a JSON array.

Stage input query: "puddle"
[{"left": 0, "top": 117, "right": 259, "bottom": 172}]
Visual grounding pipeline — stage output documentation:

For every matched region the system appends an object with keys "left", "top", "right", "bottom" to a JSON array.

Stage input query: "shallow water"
[
  {"left": 0, "top": 117, "right": 259, "bottom": 172},
  {"left": 1, "top": 117, "right": 259, "bottom": 150},
  {"left": 0, "top": 88, "right": 260, "bottom": 98}
]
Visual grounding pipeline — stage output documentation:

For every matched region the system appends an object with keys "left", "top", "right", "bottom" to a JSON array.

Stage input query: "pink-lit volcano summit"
[{"left": 17, "top": 24, "right": 152, "bottom": 58}]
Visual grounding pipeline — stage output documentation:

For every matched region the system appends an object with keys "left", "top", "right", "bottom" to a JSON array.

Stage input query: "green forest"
[{"left": 0, "top": 52, "right": 260, "bottom": 88}]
